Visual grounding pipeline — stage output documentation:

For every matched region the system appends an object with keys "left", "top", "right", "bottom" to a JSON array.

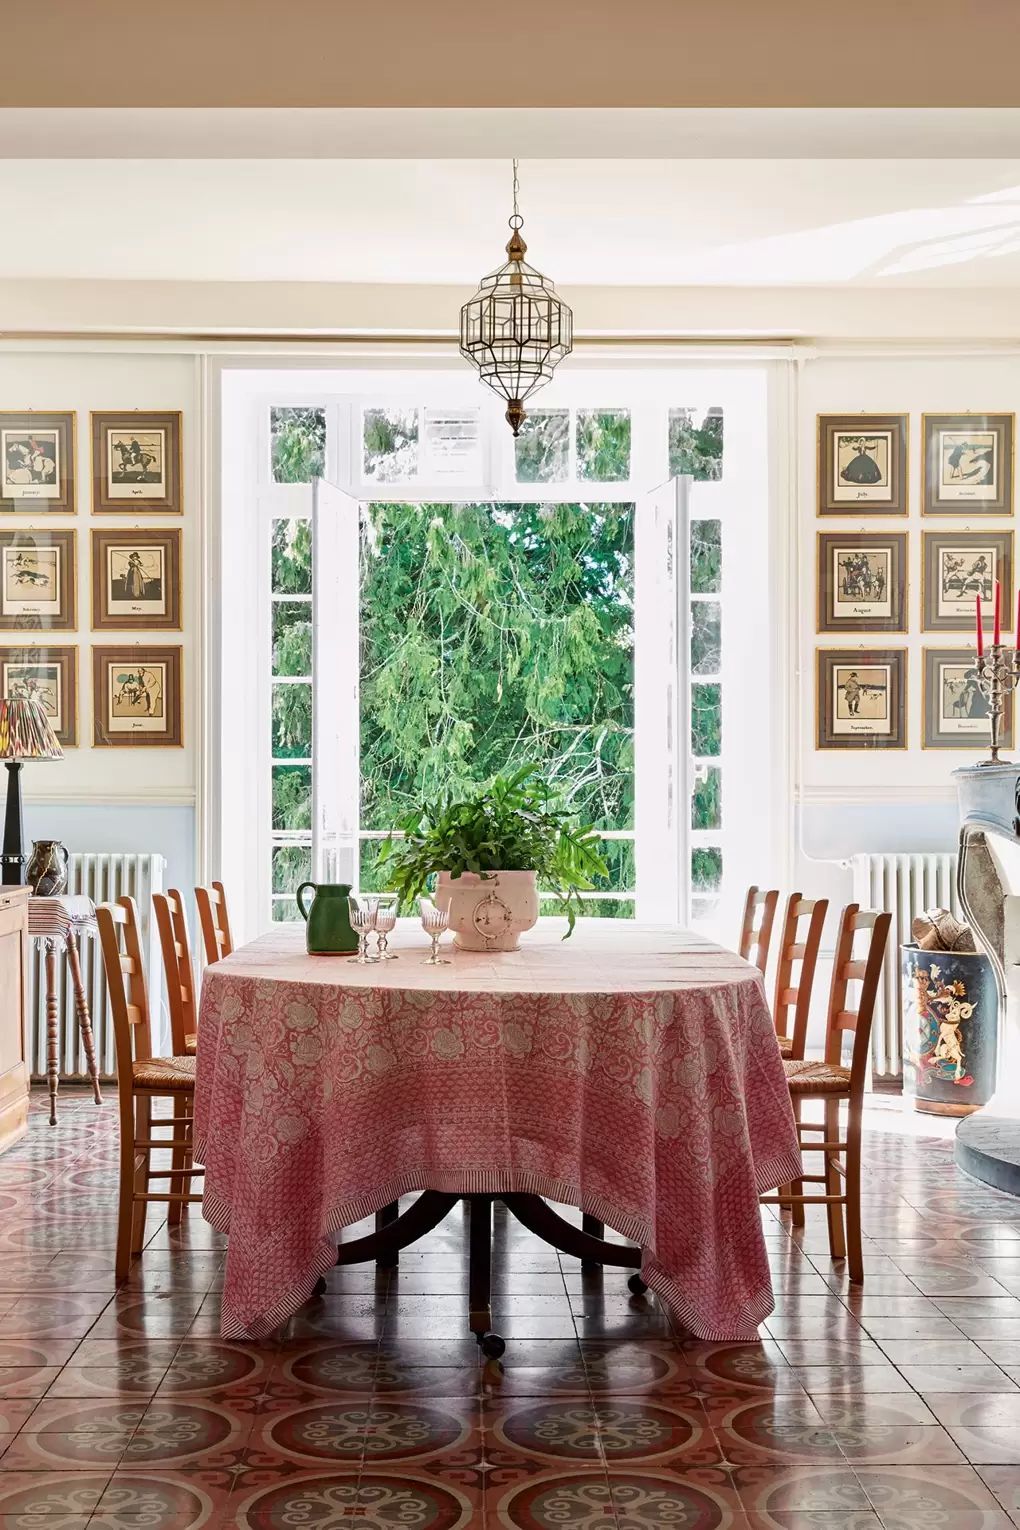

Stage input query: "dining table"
[{"left": 193, "top": 918, "right": 802, "bottom": 1345}]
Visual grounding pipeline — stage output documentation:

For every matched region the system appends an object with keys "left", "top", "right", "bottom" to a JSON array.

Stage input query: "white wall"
[{"left": 0, "top": 347, "right": 200, "bottom": 891}]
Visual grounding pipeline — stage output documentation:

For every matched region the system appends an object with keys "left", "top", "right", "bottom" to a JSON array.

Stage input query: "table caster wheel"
[
  {"left": 479, "top": 1331, "right": 506, "bottom": 1359},
  {"left": 628, "top": 1273, "right": 648, "bottom": 1296},
  {"left": 312, "top": 1276, "right": 328, "bottom": 1297}
]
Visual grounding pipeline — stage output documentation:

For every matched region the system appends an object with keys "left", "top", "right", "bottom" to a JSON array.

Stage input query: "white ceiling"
[{"left": 5, "top": 157, "right": 1020, "bottom": 288}]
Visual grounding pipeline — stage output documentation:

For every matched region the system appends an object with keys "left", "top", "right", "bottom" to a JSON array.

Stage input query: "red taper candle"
[
  {"left": 976, "top": 592, "right": 984, "bottom": 657},
  {"left": 994, "top": 580, "right": 1002, "bottom": 646}
]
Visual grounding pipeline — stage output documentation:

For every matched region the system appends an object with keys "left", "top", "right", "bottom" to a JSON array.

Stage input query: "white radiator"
[
  {"left": 849, "top": 851, "right": 959, "bottom": 1083},
  {"left": 29, "top": 852, "right": 166, "bottom": 1082}
]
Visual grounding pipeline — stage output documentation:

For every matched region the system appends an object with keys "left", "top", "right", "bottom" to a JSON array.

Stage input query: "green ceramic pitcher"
[{"left": 295, "top": 882, "right": 359, "bottom": 955}]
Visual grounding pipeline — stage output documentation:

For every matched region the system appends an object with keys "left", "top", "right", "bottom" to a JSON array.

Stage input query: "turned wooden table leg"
[
  {"left": 44, "top": 939, "right": 58, "bottom": 1126},
  {"left": 66, "top": 930, "right": 102, "bottom": 1105}
]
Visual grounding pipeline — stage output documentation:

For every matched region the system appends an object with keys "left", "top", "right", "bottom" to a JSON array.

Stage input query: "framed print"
[
  {"left": 817, "top": 531, "right": 907, "bottom": 633},
  {"left": 0, "top": 411, "right": 75, "bottom": 513},
  {"left": 923, "top": 413, "right": 1014, "bottom": 516},
  {"left": 922, "top": 647, "right": 1010, "bottom": 751},
  {"left": 91, "top": 528, "right": 181, "bottom": 630},
  {"left": 817, "top": 414, "right": 908, "bottom": 516},
  {"left": 0, "top": 528, "right": 77, "bottom": 631},
  {"left": 922, "top": 530, "right": 1013, "bottom": 632},
  {"left": 0, "top": 644, "right": 77, "bottom": 746},
  {"left": 816, "top": 648, "right": 906, "bottom": 750},
  {"left": 92, "top": 645, "right": 182, "bottom": 747},
  {"left": 91, "top": 411, "right": 182, "bottom": 514}
]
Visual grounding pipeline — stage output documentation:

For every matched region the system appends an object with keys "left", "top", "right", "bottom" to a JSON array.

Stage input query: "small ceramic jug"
[
  {"left": 295, "top": 881, "right": 359, "bottom": 955},
  {"left": 26, "top": 840, "right": 69, "bottom": 897}
]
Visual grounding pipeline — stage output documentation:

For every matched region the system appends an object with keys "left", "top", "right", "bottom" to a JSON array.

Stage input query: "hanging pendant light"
[{"left": 459, "top": 160, "right": 573, "bottom": 437}]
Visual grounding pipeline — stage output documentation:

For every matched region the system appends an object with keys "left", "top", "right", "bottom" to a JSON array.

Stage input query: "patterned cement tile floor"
[{"left": 0, "top": 1091, "right": 1019, "bottom": 1528}]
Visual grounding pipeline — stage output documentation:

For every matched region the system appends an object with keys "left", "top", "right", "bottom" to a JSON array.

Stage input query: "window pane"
[
  {"left": 272, "top": 601, "right": 312, "bottom": 677},
  {"left": 363, "top": 408, "right": 419, "bottom": 482},
  {"left": 691, "top": 519, "right": 721, "bottom": 595},
  {"left": 272, "top": 683, "right": 311, "bottom": 758},
  {"left": 576, "top": 410, "right": 631, "bottom": 481},
  {"left": 423, "top": 409, "right": 482, "bottom": 482},
  {"left": 359, "top": 500, "right": 634, "bottom": 909},
  {"left": 272, "top": 844, "right": 312, "bottom": 895},
  {"left": 691, "top": 601, "right": 721, "bottom": 677},
  {"left": 540, "top": 897, "right": 635, "bottom": 920},
  {"left": 272, "top": 519, "right": 312, "bottom": 595},
  {"left": 271, "top": 407, "right": 325, "bottom": 484},
  {"left": 692, "top": 683, "right": 721, "bottom": 757},
  {"left": 515, "top": 409, "right": 569, "bottom": 484},
  {"left": 273, "top": 765, "right": 312, "bottom": 832},
  {"left": 691, "top": 764, "right": 721, "bottom": 831},
  {"left": 272, "top": 896, "right": 303, "bottom": 923},
  {"left": 669, "top": 406, "right": 723, "bottom": 482},
  {"left": 692, "top": 844, "right": 723, "bottom": 922}
]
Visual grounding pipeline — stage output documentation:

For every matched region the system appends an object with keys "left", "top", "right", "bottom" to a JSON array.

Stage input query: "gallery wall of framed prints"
[
  {"left": 0, "top": 405, "right": 185, "bottom": 754},
  {"left": 814, "top": 410, "right": 1015, "bottom": 754}
]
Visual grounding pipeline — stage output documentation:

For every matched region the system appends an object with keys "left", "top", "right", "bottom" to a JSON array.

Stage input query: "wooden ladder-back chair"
[
  {"left": 153, "top": 890, "right": 198, "bottom": 1057},
  {"left": 771, "top": 894, "right": 828, "bottom": 1060},
  {"left": 738, "top": 885, "right": 779, "bottom": 976},
  {"left": 97, "top": 896, "right": 203, "bottom": 1282},
  {"left": 761, "top": 903, "right": 891, "bottom": 1283},
  {"left": 196, "top": 881, "right": 233, "bottom": 967}
]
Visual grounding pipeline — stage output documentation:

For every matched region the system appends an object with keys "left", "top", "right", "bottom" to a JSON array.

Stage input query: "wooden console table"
[
  {"left": 0, "top": 887, "right": 29, "bottom": 1156},
  {"left": 28, "top": 896, "right": 102, "bottom": 1126}
]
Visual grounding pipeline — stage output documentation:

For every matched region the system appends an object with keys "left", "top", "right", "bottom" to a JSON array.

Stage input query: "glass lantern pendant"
[{"left": 459, "top": 160, "right": 573, "bottom": 436}]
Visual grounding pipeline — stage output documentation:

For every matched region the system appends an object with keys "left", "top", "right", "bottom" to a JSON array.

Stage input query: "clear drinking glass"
[
  {"left": 374, "top": 893, "right": 399, "bottom": 960},
  {"left": 348, "top": 893, "right": 379, "bottom": 964},
  {"left": 418, "top": 896, "right": 451, "bottom": 965}
]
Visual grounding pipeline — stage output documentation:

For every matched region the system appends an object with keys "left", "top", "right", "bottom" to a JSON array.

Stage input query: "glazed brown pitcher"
[{"left": 26, "top": 840, "right": 69, "bottom": 897}]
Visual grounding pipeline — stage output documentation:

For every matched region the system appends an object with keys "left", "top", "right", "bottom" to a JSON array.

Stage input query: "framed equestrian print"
[
  {"left": 91, "top": 411, "right": 182, "bottom": 515},
  {"left": 91, "top": 528, "right": 181, "bottom": 630},
  {"left": 922, "top": 529, "right": 1013, "bottom": 633},
  {"left": 817, "top": 413, "right": 908, "bottom": 516},
  {"left": 0, "top": 528, "right": 77, "bottom": 631},
  {"left": 816, "top": 531, "right": 907, "bottom": 633},
  {"left": 92, "top": 645, "right": 182, "bottom": 747},
  {"left": 816, "top": 648, "right": 907, "bottom": 750},
  {"left": 922, "top": 413, "right": 1014, "bottom": 516},
  {"left": 0, "top": 644, "right": 78, "bottom": 747},
  {"left": 922, "top": 647, "right": 1011, "bottom": 750},
  {"left": 0, "top": 411, "right": 76, "bottom": 514}
]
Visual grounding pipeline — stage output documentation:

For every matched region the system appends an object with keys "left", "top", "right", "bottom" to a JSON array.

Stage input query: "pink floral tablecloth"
[{"left": 194, "top": 921, "right": 802, "bottom": 1343}]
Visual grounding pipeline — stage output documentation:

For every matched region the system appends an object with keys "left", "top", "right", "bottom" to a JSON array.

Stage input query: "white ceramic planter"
[{"left": 435, "top": 869, "right": 539, "bottom": 951}]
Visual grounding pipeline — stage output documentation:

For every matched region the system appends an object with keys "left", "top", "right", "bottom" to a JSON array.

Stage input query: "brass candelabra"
[{"left": 975, "top": 643, "right": 1020, "bottom": 765}]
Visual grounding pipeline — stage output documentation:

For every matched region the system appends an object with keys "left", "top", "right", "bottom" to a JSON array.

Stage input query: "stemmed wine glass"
[
  {"left": 348, "top": 893, "right": 379, "bottom": 964},
  {"left": 374, "top": 893, "right": 399, "bottom": 960},
  {"left": 418, "top": 896, "right": 451, "bottom": 965}
]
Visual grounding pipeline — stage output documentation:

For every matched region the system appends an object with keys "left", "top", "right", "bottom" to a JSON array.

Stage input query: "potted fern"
[{"left": 380, "top": 765, "right": 608, "bottom": 949}]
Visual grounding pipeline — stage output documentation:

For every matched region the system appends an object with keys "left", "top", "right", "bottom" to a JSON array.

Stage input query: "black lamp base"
[{"left": 1, "top": 760, "right": 25, "bottom": 886}]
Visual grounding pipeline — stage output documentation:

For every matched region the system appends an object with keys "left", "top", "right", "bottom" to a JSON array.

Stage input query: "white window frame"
[{"left": 218, "top": 361, "right": 771, "bottom": 942}]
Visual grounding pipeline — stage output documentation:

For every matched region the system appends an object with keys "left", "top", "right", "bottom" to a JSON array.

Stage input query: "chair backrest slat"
[
  {"left": 97, "top": 896, "right": 154, "bottom": 1093},
  {"left": 771, "top": 892, "right": 828, "bottom": 1060},
  {"left": 153, "top": 889, "right": 197, "bottom": 1056},
  {"left": 738, "top": 885, "right": 779, "bottom": 976},
  {"left": 196, "top": 881, "right": 234, "bottom": 967},
  {"left": 823, "top": 903, "right": 892, "bottom": 1087}
]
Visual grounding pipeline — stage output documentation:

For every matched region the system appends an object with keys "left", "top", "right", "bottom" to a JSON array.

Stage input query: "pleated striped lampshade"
[{"left": 0, "top": 696, "right": 63, "bottom": 761}]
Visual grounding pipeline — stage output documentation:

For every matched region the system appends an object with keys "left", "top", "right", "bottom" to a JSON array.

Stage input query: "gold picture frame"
[
  {"left": 817, "top": 414, "right": 908, "bottom": 516},
  {"left": 92, "top": 645, "right": 183, "bottom": 747},
  {"left": 922, "top": 646, "right": 1012, "bottom": 751},
  {"left": 0, "top": 644, "right": 78, "bottom": 747},
  {"left": 922, "top": 412, "right": 1014, "bottom": 516},
  {"left": 91, "top": 411, "right": 182, "bottom": 515},
  {"left": 921, "top": 529, "right": 1014, "bottom": 633},
  {"left": 816, "top": 531, "right": 908, "bottom": 634},
  {"left": 91, "top": 528, "right": 181, "bottom": 631},
  {"left": 0, "top": 411, "right": 76, "bottom": 514},
  {"left": 816, "top": 647, "right": 907, "bottom": 750},
  {"left": 0, "top": 527, "right": 77, "bottom": 632}
]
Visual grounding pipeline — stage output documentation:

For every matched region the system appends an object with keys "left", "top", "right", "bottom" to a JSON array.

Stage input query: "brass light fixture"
[{"left": 459, "top": 160, "right": 573, "bottom": 436}]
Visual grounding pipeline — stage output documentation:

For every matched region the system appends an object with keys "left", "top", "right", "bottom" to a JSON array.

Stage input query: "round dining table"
[{"left": 193, "top": 918, "right": 802, "bottom": 1345}]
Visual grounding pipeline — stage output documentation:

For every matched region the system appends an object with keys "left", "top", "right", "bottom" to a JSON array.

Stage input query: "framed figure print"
[
  {"left": 816, "top": 648, "right": 906, "bottom": 750},
  {"left": 0, "top": 528, "right": 76, "bottom": 631},
  {"left": 817, "top": 531, "right": 907, "bottom": 633},
  {"left": 923, "top": 413, "right": 1014, "bottom": 516},
  {"left": 922, "top": 647, "right": 1009, "bottom": 751},
  {"left": 817, "top": 414, "right": 908, "bottom": 516},
  {"left": 92, "top": 645, "right": 182, "bottom": 747},
  {"left": 0, "top": 412, "right": 76, "bottom": 514},
  {"left": 91, "top": 528, "right": 181, "bottom": 630},
  {"left": 922, "top": 530, "right": 1013, "bottom": 632},
  {"left": 91, "top": 411, "right": 182, "bottom": 514},
  {"left": 0, "top": 645, "right": 77, "bottom": 746}
]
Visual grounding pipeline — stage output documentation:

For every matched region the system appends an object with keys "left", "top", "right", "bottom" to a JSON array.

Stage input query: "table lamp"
[{"left": 0, "top": 696, "right": 63, "bottom": 886}]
